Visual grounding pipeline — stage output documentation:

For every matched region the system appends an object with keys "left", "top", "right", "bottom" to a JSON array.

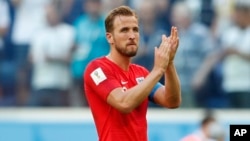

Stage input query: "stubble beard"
[{"left": 114, "top": 44, "right": 138, "bottom": 57}]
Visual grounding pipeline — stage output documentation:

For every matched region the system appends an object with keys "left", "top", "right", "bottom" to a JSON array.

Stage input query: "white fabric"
[
  {"left": 0, "top": 0, "right": 9, "bottom": 27},
  {"left": 30, "top": 24, "right": 75, "bottom": 90},
  {"left": 11, "top": 0, "right": 50, "bottom": 44},
  {"left": 0, "top": 0, "right": 10, "bottom": 48},
  {"left": 221, "top": 26, "right": 250, "bottom": 92}
]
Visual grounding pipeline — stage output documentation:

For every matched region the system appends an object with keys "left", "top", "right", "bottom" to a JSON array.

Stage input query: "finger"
[
  {"left": 174, "top": 27, "right": 178, "bottom": 40},
  {"left": 165, "top": 37, "right": 172, "bottom": 54},
  {"left": 173, "top": 26, "right": 176, "bottom": 37},
  {"left": 164, "top": 36, "right": 171, "bottom": 51},
  {"left": 172, "top": 26, "right": 177, "bottom": 40},
  {"left": 159, "top": 34, "right": 167, "bottom": 51},
  {"left": 176, "top": 37, "right": 179, "bottom": 48},
  {"left": 154, "top": 46, "right": 158, "bottom": 56},
  {"left": 170, "top": 26, "right": 174, "bottom": 39},
  {"left": 158, "top": 34, "right": 165, "bottom": 50}
]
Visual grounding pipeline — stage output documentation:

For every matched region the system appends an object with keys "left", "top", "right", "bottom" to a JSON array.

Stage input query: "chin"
[{"left": 126, "top": 52, "right": 137, "bottom": 57}]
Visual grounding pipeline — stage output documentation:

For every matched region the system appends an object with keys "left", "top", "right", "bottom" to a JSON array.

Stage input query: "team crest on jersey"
[
  {"left": 90, "top": 67, "right": 107, "bottom": 85},
  {"left": 136, "top": 77, "right": 144, "bottom": 84}
]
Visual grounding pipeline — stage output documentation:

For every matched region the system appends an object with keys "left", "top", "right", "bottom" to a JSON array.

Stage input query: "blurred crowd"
[{"left": 0, "top": 0, "right": 249, "bottom": 108}]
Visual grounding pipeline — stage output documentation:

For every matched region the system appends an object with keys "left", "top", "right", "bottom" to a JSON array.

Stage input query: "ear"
[{"left": 106, "top": 32, "right": 114, "bottom": 44}]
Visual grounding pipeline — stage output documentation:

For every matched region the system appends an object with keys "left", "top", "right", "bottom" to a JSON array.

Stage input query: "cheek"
[
  {"left": 115, "top": 34, "right": 126, "bottom": 43},
  {"left": 136, "top": 33, "right": 140, "bottom": 40}
]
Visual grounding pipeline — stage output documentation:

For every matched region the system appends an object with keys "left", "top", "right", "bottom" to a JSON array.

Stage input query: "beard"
[
  {"left": 113, "top": 38, "right": 139, "bottom": 57},
  {"left": 115, "top": 44, "right": 138, "bottom": 57}
]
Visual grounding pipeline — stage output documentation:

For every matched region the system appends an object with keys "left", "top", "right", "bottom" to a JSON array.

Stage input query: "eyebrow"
[{"left": 120, "top": 27, "right": 129, "bottom": 32}]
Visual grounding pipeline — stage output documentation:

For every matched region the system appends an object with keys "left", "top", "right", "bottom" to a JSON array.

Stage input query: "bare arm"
[
  {"left": 237, "top": 52, "right": 250, "bottom": 61},
  {"left": 192, "top": 47, "right": 250, "bottom": 89},
  {"left": 45, "top": 45, "right": 75, "bottom": 65},
  {"left": 0, "top": 27, "right": 8, "bottom": 37},
  {"left": 107, "top": 68, "right": 163, "bottom": 113},
  {"left": 225, "top": 47, "right": 250, "bottom": 61},
  {"left": 153, "top": 27, "right": 181, "bottom": 108},
  {"left": 154, "top": 62, "right": 181, "bottom": 108},
  {"left": 107, "top": 27, "right": 181, "bottom": 113},
  {"left": 107, "top": 34, "right": 172, "bottom": 113},
  {"left": 191, "top": 50, "right": 224, "bottom": 89}
]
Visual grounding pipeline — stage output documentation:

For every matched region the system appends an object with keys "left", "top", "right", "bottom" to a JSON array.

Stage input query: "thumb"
[{"left": 154, "top": 46, "right": 158, "bottom": 54}]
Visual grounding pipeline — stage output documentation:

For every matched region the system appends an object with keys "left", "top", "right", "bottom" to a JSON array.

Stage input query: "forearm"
[
  {"left": 0, "top": 27, "right": 8, "bottom": 37},
  {"left": 126, "top": 69, "right": 162, "bottom": 104},
  {"left": 237, "top": 51, "right": 250, "bottom": 61},
  {"left": 108, "top": 69, "right": 163, "bottom": 113},
  {"left": 47, "top": 56, "right": 71, "bottom": 64},
  {"left": 164, "top": 62, "right": 181, "bottom": 107},
  {"left": 224, "top": 47, "right": 250, "bottom": 61},
  {"left": 194, "top": 51, "right": 224, "bottom": 83}
]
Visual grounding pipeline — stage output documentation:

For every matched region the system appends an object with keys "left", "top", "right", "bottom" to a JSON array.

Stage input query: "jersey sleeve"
[{"left": 84, "top": 61, "right": 121, "bottom": 101}]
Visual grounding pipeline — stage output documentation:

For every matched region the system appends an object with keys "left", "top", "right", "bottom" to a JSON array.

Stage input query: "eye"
[{"left": 133, "top": 27, "right": 139, "bottom": 32}]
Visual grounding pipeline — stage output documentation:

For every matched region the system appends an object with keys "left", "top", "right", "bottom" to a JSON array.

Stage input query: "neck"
[{"left": 107, "top": 51, "right": 131, "bottom": 71}]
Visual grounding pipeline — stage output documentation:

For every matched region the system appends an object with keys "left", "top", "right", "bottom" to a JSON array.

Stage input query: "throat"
[{"left": 106, "top": 54, "right": 131, "bottom": 71}]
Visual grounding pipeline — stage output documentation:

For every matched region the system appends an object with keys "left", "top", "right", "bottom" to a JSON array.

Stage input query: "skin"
[{"left": 105, "top": 15, "right": 181, "bottom": 113}]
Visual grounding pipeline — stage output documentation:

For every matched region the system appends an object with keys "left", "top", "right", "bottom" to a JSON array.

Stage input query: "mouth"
[{"left": 127, "top": 43, "right": 136, "bottom": 46}]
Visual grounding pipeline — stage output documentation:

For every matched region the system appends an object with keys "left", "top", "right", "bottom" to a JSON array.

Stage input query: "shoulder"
[
  {"left": 84, "top": 57, "right": 118, "bottom": 86},
  {"left": 84, "top": 57, "right": 111, "bottom": 75}
]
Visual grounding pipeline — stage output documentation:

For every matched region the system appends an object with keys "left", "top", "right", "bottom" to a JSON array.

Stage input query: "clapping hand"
[{"left": 153, "top": 26, "right": 179, "bottom": 73}]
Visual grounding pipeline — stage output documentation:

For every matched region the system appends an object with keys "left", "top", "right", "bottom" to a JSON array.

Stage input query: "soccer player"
[{"left": 84, "top": 6, "right": 181, "bottom": 141}]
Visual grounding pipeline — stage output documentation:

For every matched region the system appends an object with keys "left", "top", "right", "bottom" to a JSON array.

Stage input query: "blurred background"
[{"left": 0, "top": 0, "right": 250, "bottom": 140}]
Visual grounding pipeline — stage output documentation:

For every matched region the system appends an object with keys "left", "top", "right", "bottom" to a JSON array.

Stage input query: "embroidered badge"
[
  {"left": 136, "top": 77, "right": 144, "bottom": 84},
  {"left": 90, "top": 67, "right": 107, "bottom": 85}
]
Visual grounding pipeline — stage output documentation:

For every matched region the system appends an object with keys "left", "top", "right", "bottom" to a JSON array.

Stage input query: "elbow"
[
  {"left": 107, "top": 94, "right": 135, "bottom": 114},
  {"left": 166, "top": 103, "right": 180, "bottom": 109},
  {"left": 116, "top": 102, "right": 134, "bottom": 114},
  {"left": 165, "top": 97, "right": 182, "bottom": 109}
]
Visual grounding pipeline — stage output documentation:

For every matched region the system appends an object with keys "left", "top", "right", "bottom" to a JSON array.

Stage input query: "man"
[
  {"left": 220, "top": 0, "right": 250, "bottom": 108},
  {"left": 72, "top": 0, "right": 109, "bottom": 106},
  {"left": 193, "top": 0, "right": 250, "bottom": 108},
  {"left": 11, "top": 0, "right": 50, "bottom": 105},
  {"left": 84, "top": 6, "right": 181, "bottom": 141},
  {"left": 181, "top": 113, "right": 225, "bottom": 141},
  {"left": 29, "top": 3, "right": 75, "bottom": 106},
  {"left": 170, "top": 1, "right": 213, "bottom": 108}
]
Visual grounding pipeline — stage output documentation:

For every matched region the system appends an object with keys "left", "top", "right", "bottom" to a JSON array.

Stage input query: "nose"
[{"left": 128, "top": 31, "right": 136, "bottom": 40}]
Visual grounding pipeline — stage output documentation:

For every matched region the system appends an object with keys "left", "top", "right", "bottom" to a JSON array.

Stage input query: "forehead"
[{"left": 113, "top": 15, "right": 138, "bottom": 30}]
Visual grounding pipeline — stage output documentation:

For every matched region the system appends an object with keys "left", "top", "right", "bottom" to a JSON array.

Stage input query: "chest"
[{"left": 114, "top": 69, "right": 146, "bottom": 92}]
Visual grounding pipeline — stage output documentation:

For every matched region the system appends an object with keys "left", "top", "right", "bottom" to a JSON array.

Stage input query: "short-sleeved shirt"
[{"left": 84, "top": 57, "right": 160, "bottom": 141}]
